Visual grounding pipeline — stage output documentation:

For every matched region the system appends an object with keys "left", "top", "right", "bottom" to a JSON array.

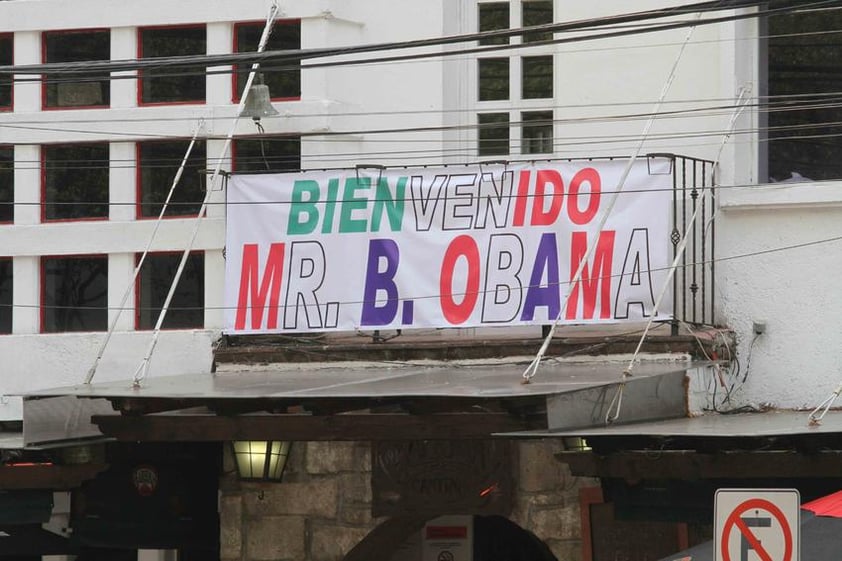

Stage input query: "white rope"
[
  {"left": 132, "top": 1, "right": 280, "bottom": 388},
  {"left": 808, "top": 382, "right": 842, "bottom": 425},
  {"left": 84, "top": 124, "right": 204, "bottom": 385},
  {"left": 522, "top": 12, "right": 703, "bottom": 385},
  {"left": 604, "top": 87, "right": 752, "bottom": 424}
]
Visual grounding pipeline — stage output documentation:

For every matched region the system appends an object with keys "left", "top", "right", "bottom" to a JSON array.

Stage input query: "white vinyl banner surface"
[{"left": 224, "top": 159, "right": 674, "bottom": 334}]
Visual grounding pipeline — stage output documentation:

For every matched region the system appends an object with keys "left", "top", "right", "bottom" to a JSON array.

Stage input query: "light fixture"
[
  {"left": 240, "top": 74, "right": 280, "bottom": 122},
  {"left": 231, "top": 441, "right": 291, "bottom": 481}
]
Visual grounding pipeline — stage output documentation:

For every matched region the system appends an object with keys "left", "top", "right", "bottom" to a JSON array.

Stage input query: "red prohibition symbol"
[{"left": 721, "top": 498, "right": 793, "bottom": 561}]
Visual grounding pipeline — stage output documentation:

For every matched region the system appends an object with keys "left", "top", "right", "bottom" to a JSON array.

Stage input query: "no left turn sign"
[{"left": 715, "top": 489, "right": 800, "bottom": 561}]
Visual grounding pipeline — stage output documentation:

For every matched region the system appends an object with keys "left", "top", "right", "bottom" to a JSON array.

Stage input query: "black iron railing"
[{"left": 667, "top": 154, "right": 717, "bottom": 332}]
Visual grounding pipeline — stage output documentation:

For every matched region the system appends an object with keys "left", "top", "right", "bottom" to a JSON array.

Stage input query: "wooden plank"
[
  {"left": 558, "top": 449, "right": 842, "bottom": 479},
  {"left": 0, "top": 463, "right": 107, "bottom": 489},
  {"left": 93, "top": 412, "right": 536, "bottom": 441}
]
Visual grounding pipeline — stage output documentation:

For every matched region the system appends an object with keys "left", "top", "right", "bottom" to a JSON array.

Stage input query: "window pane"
[
  {"left": 43, "top": 256, "right": 107, "bottom": 333},
  {"left": 523, "top": 0, "right": 553, "bottom": 43},
  {"left": 44, "top": 143, "right": 109, "bottom": 220},
  {"left": 479, "top": 58, "right": 509, "bottom": 101},
  {"left": 0, "top": 35, "right": 11, "bottom": 109},
  {"left": 140, "top": 27, "right": 206, "bottom": 104},
  {"left": 0, "top": 146, "right": 12, "bottom": 223},
  {"left": 479, "top": 3, "right": 509, "bottom": 46},
  {"left": 522, "top": 111, "right": 553, "bottom": 154},
  {"left": 139, "top": 140, "right": 206, "bottom": 218},
  {"left": 768, "top": 7, "right": 842, "bottom": 181},
  {"left": 522, "top": 55, "right": 553, "bottom": 99},
  {"left": 235, "top": 21, "right": 301, "bottom": 100},
  {"left": 138, "top": 253, "right": 204, "bottom": 330},
  {"left": 0, "top": 258, "right": 10, "bottom": 334},
  {"left": 478, "top": 112, "right": 510, "bottom": 156},
  {"left": 44, "top": 30, "right": 110, "bottom": 108},
  {"left": 233, "top": 137, "right": 301, "bottom": 172}
]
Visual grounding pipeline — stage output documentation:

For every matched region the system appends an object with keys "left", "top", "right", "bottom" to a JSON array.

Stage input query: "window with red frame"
[
  {"left": 232, "top": 136, "right": 300, "bottom": 172},
  {"left": 0, "top": 34, "right": 11, "bottom": 110},
  {"left": 139, "top": 26, "right": 206, "bottom": 104},
  {"left": 234, "top": 20, "right": 300, "bottom": 101},
  {"left": 43, "top": 143, "right": 109, "bottom": 221},
  {"left": 43, "top": 30, "right": 110, "bottom": 109},
  {"left": 42, "top": 255, "right": 107, "bottom": 333},
  {"left": 137, "top": 252, "right": 204, "bottom": 330},
  {"left": 0, "top": 258, "right": 10, "bottom": 334},
  {"left": 138, "top": 140, "right": 206, "bottom": 218},
  {"left": 0, "top": 146, "right": 12, "bottom": 223}
]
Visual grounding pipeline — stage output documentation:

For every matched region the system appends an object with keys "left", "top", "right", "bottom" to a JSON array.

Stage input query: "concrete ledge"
[{"left": 719, "top": 180, "right": 842, "bottom": 211}]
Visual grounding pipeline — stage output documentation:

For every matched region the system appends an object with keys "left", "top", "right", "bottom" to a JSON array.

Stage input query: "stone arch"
[{"left": 343, "top": 514, "right": 558, "bottom": 561}]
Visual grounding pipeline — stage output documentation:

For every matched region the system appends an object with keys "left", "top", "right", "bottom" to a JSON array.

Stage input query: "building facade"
[{"left": 1, "top": 0, "right": 841, "bottom": 560}]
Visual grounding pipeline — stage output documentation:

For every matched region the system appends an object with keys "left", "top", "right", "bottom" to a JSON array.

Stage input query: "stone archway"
[{"left": 343, "top": 514, "right": 558, "bottom": 561}]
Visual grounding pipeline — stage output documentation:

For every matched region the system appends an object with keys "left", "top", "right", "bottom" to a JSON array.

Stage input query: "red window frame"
[
  {"left": 231, "top": 19, "right": 301, "bottom": 103},
  {"left": 137, "top": 23, "right": 207, "bottom": 107},
  {"left": 134, "top": 250, "right": 205, "bottom": 331},
  {"left": 40, "top": 253, "right": 108, "bottom": 333},
  {"left": 41, "top": 142, "right": 110, "bottom": 223},
  {"left": 41, "top": 28, "right": 111, "bottom": 111},
  {"left": 135, "top": 139, "right": 207, "bottom": 220},
  {"left": 0, "top": 33, "right": 12, "bottom": 112},
  {"left": 231, "top": 135, "right": 302, "bottom": 173}
]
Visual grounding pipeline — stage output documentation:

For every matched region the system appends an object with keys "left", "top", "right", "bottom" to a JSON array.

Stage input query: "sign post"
[{"left": 715, "top": 489, "right": 800, "bottom": 561}]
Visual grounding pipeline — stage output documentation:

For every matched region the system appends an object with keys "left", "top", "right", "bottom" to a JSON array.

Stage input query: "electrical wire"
[
  {"left": 4, "top": 228, "right": 842, "bottom": 314},
  {"left": 0, "top": 0, "right": 787, "bottom": 79}
]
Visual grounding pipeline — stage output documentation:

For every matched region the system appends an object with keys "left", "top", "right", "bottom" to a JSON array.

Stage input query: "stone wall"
[{"left": 219, "top": 440, "right": 597, "bottom": 561}]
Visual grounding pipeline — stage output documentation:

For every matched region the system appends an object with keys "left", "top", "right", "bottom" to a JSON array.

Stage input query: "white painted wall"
[{"left": 0, "top": 0, "right": 824, "bottom": 416}]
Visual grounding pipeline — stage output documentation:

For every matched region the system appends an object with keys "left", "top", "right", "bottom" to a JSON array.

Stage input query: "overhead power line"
[{"left": 0, "top": 0, "right": 832, "bottom": 90}]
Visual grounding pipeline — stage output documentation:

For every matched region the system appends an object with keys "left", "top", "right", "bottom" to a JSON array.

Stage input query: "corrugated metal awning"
[{"left": 20, "top": 357, "right": 702, "bottom": 446}]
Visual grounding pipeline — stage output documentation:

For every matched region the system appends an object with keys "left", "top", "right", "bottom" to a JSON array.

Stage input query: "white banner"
[{"left": 224, "top": 159, "right": 673, "bottom": 334}]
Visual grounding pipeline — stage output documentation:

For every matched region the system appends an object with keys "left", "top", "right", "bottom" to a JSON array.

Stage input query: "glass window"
[
  {"left": 0, "top": 146, "right": 11, "bottom": 223},
  {"left": 138, "top": 140, "right": 206, "bottom": 218},
  {"left": 522, "top": 110, "right": 553, "bottom": 154},
  {"left": 139, "top": 26, "right": 206, "bottom": 104},
  {"left": 478, "top": 58, "right": 509, "bottom": 101},
  {"left": 233, "top": 136, "right": 301, "bottom": 172},
  {"left": 0, "top": 258, "right": 10, "bottom": 335},
  {"left": 43, "top": 143, "right": 109, "bottom": 221},
  {"left": 522, "top": 0, "right": 553, "bottom": 43},
  {"left": 234, "top": 20, "right": 301, "bottom": 101},
  {"left": 42, "top": 255, "right": 107, "bottom": 333},
  {"left": 43, "top": 30, "right": 110, "bottom": 109},
  {"left": 479, "top": 3, "right": 509, "bottom": 46},
  {"left": 767, "top": 5, "right": 842, "bottom": 181},
  {"left": 0, "top": 34, "right": 11, "bottom": 110},
  {"left": 522, "top": 55, "right": 553, "bottom": 99},
  {"left": 478, "top": 112, "right": 510, "bottom": 156},
  {"left": 137, "top": 252, "right": 204, "bottom": 330}
]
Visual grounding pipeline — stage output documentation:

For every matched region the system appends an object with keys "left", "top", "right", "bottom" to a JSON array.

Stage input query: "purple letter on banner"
[
  {"left": 521, "top": 233, "right": 560, "bottom": 321},
  {"left": 361, "top": 239, "right": 400, "bottom": 326}
]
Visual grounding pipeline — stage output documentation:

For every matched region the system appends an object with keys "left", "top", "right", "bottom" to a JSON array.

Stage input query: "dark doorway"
[{"left": 473, "top": 515, "right": 557, "bottom": 561}]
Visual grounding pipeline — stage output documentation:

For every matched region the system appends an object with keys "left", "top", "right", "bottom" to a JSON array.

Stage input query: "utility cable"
[
  {"left": 0, "top": 0, "right": 777, "bottom": 78},
  {"left": 604, "top": 87, "right": 752, "bottom": 423},
  {"left": 131, "top": 2, "right": 280, "bottom": 388},
  {"left": 521, "top": 12, "right": 703, "bottom": 386},
  {"left": 84, "top": 122, "right": 203, "bottom": 385}
]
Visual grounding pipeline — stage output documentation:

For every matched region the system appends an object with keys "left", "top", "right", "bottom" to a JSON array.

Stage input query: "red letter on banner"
[
  {"left": 568, "top": 168, "right": 601, "bottom": 225},
  {"left": 440, "top": 235, "right": 480, "bottom": 324},
  {"left": 235, "top": 243, "right": 286, "bottom": 330},
  {"left": 531, "top": 169, "right": 564, "bottom": 226},
  {"left": 566, "top": 231, "right": 615, "bottom": 320},
  {"left": 512, "top": 170, "right": 531, "bottom": 227}
]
